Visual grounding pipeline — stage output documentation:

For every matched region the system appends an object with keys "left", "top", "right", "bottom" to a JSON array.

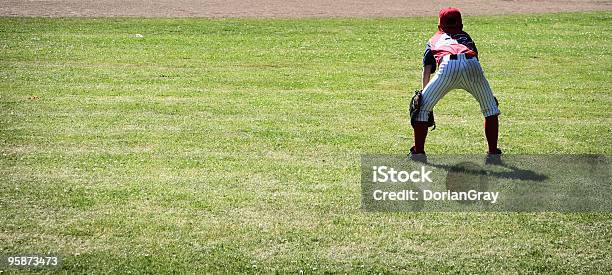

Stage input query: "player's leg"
[
  {"left": 484, "top": 115, "right": 499, "bottom": 154},
  {"left": 412, "top": 60, "right": 458, "bottom": 154},
  {"left": 462, "top": 59, "right": 501, "bottom": 154},
  {"left": 417, "top": 60, "right": 460, "bottom": 121}
]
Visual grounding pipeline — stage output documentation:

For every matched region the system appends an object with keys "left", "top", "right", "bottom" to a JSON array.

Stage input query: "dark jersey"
[{"left": 423, "top": 31, "right": 478, "bottom": 72}]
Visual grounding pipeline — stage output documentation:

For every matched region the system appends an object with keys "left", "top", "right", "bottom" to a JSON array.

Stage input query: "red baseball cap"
[{"left": 438, "top": 7, "right": 463, "bottom": 33}]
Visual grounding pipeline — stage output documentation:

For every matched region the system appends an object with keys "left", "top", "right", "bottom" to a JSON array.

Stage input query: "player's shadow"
[{"left": 424, "top": 158, "right": 548, "bottom": 182}]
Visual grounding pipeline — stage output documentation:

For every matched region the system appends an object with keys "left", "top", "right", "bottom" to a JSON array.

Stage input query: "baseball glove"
[{"left": 409, "top": 90, "right": 436, "bottom": 130}]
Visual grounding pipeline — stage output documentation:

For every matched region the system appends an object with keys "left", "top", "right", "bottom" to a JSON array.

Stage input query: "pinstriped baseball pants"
[{"left": 415, "top": 53, "right": 500, "bottom": 122}]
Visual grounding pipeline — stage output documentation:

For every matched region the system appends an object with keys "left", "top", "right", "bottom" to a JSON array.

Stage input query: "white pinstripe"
[{"left": 416, "top": 54, "right": 500, "bottom": 122}]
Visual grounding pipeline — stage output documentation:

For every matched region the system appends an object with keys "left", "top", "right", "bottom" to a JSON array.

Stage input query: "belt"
[{"left": 449, "top": 54, "right": 474, "bottom": 60}]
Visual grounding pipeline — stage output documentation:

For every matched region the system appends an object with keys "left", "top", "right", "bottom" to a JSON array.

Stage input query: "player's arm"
[
  {"left": 422, "top": 41, "right": 436, "bottom": 89},
  {"left": 422, "top": 65, "right": 433, "bottom": 89},
  {"left": 462, "top": 32, "right": 478, "bottom": 57}
]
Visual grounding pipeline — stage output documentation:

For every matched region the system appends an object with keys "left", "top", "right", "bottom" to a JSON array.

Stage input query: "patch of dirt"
[{"left": 0, "top": 0, "right": 610, "bottom": 17}]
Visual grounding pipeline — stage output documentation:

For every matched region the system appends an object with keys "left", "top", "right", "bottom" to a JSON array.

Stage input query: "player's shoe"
[
  {"left": 485, "top": 148, "right": 503, "bottom": 165},
  {"left": 407, "top": 146, "right": 428, "bottom": 163}
]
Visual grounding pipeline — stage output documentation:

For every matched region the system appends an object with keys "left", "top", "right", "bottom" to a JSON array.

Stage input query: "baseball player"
[{"left": 409, "top": 7, "right": 501, "bottom": 163}]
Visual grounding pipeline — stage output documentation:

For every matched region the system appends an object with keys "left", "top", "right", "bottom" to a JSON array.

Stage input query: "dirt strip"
[{"left": 1, "top": 0, "right": 611, "bottom": 17}]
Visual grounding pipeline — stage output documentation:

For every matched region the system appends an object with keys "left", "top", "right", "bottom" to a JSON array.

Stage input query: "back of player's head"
[{"left": 438, "top": 7, "right": 463, "bottom": 33}]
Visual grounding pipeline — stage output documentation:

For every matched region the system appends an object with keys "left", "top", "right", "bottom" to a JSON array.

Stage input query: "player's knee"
[
  {"left": 416, "top": 110, "right": 430, "bottom": 121},
  {"left": 412, "top": 121, "right": 429, "bottom": 128},
  {"left": 485, "top": 114, "right": 498, "bottom": 121}
]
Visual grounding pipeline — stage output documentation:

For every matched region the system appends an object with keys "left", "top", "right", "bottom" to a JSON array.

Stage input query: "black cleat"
[
  {"left": 407, "top": 146, "right": 428, "bottom": 163},
  {"left": 485, "top": 148, "right": 503, "bottom": 165}
]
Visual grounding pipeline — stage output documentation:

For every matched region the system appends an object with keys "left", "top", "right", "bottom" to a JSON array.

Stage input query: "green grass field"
[{"left": 1, "top": 12, "right": 611, "bottom": 273}]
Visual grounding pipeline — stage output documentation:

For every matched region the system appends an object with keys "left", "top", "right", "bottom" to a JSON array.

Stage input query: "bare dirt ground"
[{"left": 1, "top": 0, "right": 611, "bottom": 17}]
